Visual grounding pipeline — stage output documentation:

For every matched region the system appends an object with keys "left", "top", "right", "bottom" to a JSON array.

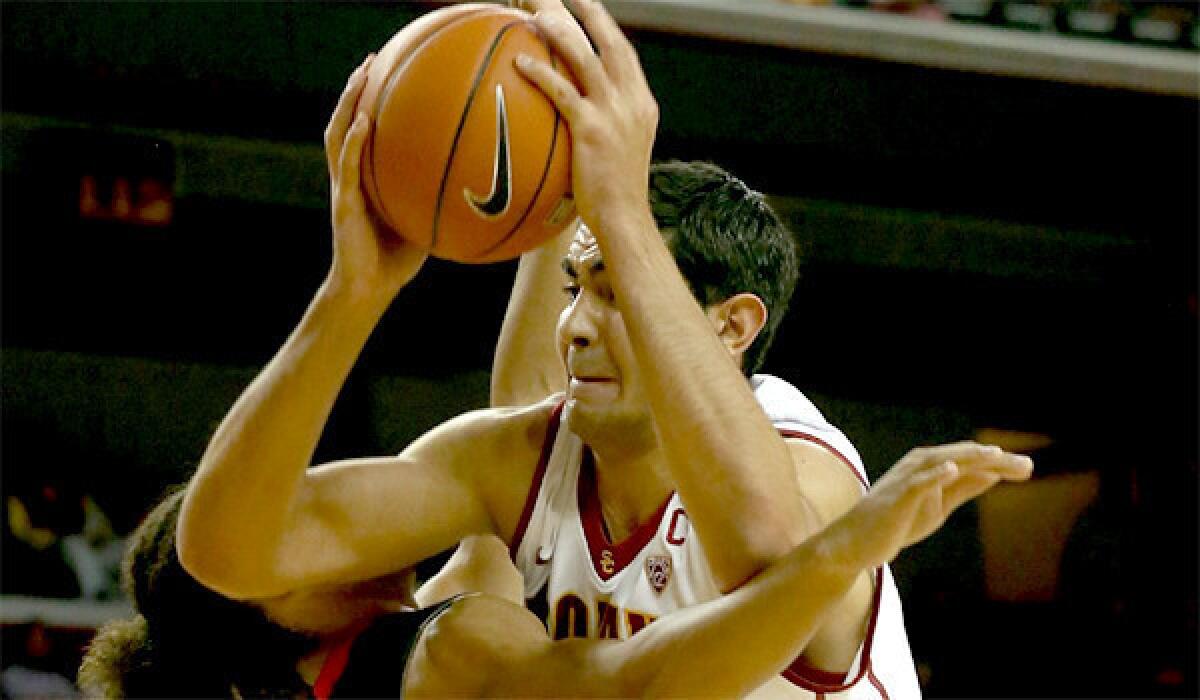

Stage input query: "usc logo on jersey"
[
  {"left": 552, "top": 594, "right": 658, "bottom": 640},
  {"left": 600, "top": 549, "right": 615, "bottom": 575}
]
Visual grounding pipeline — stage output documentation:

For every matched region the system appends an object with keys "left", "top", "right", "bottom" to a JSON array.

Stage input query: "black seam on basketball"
[
  {"left": 431, "top": 20, "right": 521, "bottom": 251},
  {"left": 369, "top": 34, "right": 438, "bottom": 238},
  {"left": 478, "top": 42, "right": 562, "bottom": 259}
]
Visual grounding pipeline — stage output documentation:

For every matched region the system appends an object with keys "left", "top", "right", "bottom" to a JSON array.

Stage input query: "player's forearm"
[
  {"left": 177, "top": 277, "right": 392, "bottom": 598},
  {"left": 490, "top": 225, "right": 573, "bottom": 407},
  {"left": 595, "top": 208, "right": 813, "bottom": 589},
  {"left": 588, "top": 520, "right": 866, "bottom": 698}
]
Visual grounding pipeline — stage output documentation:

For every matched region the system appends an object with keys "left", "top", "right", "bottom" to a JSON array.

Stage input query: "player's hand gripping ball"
[{"left": 358, "top": 3, "right": 577, "bottom": 263}]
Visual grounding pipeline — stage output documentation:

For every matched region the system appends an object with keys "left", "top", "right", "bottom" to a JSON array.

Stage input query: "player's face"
[{"left": 556, "top": 226, "right": 655, "bottom": 449}]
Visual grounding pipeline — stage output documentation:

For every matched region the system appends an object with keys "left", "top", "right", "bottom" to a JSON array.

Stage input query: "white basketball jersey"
[{"left": 512, "top": 375, "right": 921, "bottom": 699}]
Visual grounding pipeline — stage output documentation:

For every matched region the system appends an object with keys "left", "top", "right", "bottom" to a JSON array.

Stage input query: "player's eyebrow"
[{"left": 561, "top": 255, "right": 605, "bottom": 279}]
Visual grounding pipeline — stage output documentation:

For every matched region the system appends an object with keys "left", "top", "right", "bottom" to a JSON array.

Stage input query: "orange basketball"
[{"left": 358, "top": 4, "right": 576, "bottom": 263}]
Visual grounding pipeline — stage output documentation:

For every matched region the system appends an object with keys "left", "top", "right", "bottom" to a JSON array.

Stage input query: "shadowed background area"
[{"left": 1, "top": 1, "right": 1196, "bottom": 697}]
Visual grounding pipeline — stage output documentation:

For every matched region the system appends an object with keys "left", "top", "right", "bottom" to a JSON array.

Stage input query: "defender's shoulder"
[{"left": 411, "top": 593, "right": 549, "bottom": 693}]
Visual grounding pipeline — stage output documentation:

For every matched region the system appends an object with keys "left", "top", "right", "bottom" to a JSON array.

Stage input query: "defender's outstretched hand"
[
  {"left": 514, "top": 0, "right": 658, "bottom": 233},
  {"left": 325, "top": 55, "right": 427, "bottom": 301},
  {"left": 835, "top": 443, "right": 1034, "bottom": 569}
]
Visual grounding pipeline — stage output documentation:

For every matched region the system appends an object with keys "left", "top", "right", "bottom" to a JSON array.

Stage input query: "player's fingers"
[
  {"left": 889, "top": 459, "right": 953, "bottom": 514},
  {"left": 335, "top": 112, "right": 370, "bottom": 213},
  {"left": 572, "top": 0, "right": 639, "bottom": 82},
  {"left": 953, "top": 452, "right": 1034, "bottom": 482},
  {"left": 515, "top": 53, "right": 585, "bottom": 123},
  {"left": 901, "top": 442, "right": 1002, "bottom": 475},
  {"left": 936, "top": 452, "right": 1033, "bottom": 512},
  {"left": 892, "top": 460, "right": 956, "bottom": 535},
  {"left": 519, "top": 0, "right": 558, "bottom": 14},
  {"left": 985, "top": 453, "right": 1034, "bottom": 480},
  {"left": 532, "top": 11, "right": 607, "bottom": 99},
  {"left": 325, "top": 55, "right": 373, "bottom": 179},
  {"left": 940, "top": 470, "right": 1004, "bottom": 513}
]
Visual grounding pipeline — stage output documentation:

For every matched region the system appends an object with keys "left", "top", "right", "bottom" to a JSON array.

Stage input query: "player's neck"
[{"left": 591, "top": 443, "right": 672, "bottom": 543}]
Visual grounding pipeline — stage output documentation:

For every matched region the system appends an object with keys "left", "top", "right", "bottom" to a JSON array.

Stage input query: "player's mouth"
[{"left": 569, "top": 375, "right": 619, "bottom": 401}]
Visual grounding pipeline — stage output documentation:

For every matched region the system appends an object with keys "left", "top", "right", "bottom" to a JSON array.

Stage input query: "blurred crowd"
[{"left": 788, "top": 0, "right": 1200, "bottom": 50}]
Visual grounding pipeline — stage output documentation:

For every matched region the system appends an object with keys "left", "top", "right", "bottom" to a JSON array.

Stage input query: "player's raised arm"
[
  {"left": 411, "top": 444, "right": 1033, "bottom": 698},
  {"left": 176, "top": 57, "right": 502, "bottom": 600},
  {"left": 490, "top": 221, "right": 575, "bottom": 408},
  {"left": 516, "top": 0, "right": 818, "bottom": 591}
]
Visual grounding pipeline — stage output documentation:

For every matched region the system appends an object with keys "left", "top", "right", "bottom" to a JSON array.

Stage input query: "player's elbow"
[{"left": 175, "top": 512, "right": 277, "bottom": 601}]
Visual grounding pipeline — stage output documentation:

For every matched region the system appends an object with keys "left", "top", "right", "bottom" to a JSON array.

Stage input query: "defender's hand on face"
[
  {"left": 325, "top": 54, "right": 428, "bottom": 302},
  {"left": 515, "top": 0, "right": 659, "bottom": 234}
]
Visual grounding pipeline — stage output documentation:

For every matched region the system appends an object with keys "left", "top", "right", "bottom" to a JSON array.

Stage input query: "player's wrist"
[{"left": 317, "top": 268, "right": 395, "bottom": 323}]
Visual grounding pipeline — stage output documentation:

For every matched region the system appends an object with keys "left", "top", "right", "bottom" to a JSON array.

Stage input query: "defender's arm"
[{"left": 408, "top": 444, "right": 1033, "bottom": 698}]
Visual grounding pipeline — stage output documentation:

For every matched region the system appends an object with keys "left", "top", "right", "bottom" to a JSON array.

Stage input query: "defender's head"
[
  {"left": 80, "top": 488, "right": 417, "bottom": 697},
  {"left": 79, "top": 488, "right": 316, "bottom": 697}
]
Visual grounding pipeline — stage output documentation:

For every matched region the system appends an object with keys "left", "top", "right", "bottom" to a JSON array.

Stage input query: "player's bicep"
[
  {"left": 273, "top": 452, "right": 491, "bottom": 589},
  {"left": 785, "top": 438, "right": 866, "bottom": 531},
  {"left": 785, "top": 438, "right": 876, "bottom": 671}
]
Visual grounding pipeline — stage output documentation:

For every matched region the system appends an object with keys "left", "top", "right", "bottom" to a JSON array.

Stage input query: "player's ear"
[{"left": 707, "top": 292, "right": 767, "bottom": 358}]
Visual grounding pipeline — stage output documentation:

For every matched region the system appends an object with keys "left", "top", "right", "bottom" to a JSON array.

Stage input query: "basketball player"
[
  {"left": 470, "top": 0, "right": 928, "bottom": 694},
  {"left": 84, "top": 445, "right": 1031, "bottom": 697},
  {"left": 177, "top": 1, "right": 1004, "bottom": 696}
]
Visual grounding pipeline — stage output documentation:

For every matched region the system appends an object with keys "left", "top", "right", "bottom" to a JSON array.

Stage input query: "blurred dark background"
[{"left": 1, "top": 1, "right": 1196, "bottom": 697}]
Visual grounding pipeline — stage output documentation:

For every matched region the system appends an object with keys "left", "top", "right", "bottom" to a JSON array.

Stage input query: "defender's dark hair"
[
  {"left": 78, "top": 487, "right": 315, "bottom": 698},
  {"left": 649, "top": 160, "right": 800, "bottom": 375}
]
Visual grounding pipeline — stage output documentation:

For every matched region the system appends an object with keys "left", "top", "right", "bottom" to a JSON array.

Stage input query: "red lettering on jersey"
[
  {"left": 553, "top": 593, "right": 589, "bottom": 640},
  {"left": 666, "top": 508, "right": 688, "bottom": 545},
  {"left": 596, "top": 600, "right": 620, "bottom": 639},
  {"left": 626, "top": 610, "right": 658, "bottom": 635},
  {"left": 552, "top": 596, "right": 659, "bottom": 640}
]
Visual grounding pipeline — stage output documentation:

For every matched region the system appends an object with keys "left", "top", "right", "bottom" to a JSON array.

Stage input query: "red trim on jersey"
[
  {"left": 509, "top": 401, "right": 566, "bottom": 560},
  {"left": 868, "top": 667, "right": 891, "bottom": 700},
  {"left": 778, "top": 429, "right": 869, "bottom": 491},
  {"left": 312, "top": 624, "right": 367, "bottom": 700},
  {"left": 781, "top": 567, "right": 886, "bottom": 693},
  {"left": 578, "top": 449, "right": 673, "bottom": 581},
  {"left": 786, "top": 658, "right": 848, "bottom": 686}
]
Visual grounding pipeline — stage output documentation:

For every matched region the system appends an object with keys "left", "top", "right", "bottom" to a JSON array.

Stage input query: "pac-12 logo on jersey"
[{"left": 645, "top": 555, "right": 672, "bottom": 594}]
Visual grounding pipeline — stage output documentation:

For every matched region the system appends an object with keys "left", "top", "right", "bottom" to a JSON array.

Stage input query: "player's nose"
[{"left": 563, "top": 294, "right": 598, "bottom": 349}]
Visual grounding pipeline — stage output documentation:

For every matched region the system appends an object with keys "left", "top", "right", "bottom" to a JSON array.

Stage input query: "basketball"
[{"left": 358, "top": 4, "right": 576, "bottom": 263}]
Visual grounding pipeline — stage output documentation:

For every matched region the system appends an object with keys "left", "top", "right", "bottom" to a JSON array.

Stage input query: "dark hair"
[
  {"left": 78, "top": 487, "right": 315, "bottom": 698},
  {"left": 649, "top": 160, "right": 800, "bottom": 375}
]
